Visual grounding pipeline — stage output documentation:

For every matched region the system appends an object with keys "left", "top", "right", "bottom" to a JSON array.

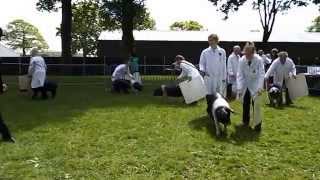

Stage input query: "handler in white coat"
[
  {"left": 174, "top": 55, "right": 202, "bottom": 81},
  {"left": 227, "top": 45, "right": 241, "bottom": 99},
  {"left": 265, "top": 51, "right": 296, "bottom": 105},
  {"left": 28, "top": 48, "right": 47, "bottom": 99},
  {"left": 199, "top": 34, "right": 227, "bottom": 114},
  {"left": 237, "top": 42, "right": 265, "bottom": 131}
]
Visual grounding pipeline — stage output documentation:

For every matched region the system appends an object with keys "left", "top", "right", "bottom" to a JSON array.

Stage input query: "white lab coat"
[
  {"left": 237, "top": 54, "right": 265, "bottom": 128},
  {"left": 237, "top": 54, "right": 265, "bottom": 98},
  {"left": 178, "top": 60, "right": 201, "bottom": 79},
  {"left": 111, "top": 64, "right": 132, "bottom": 82},
  {"left": 265, "top": 58, "right": 296, "bottom": 87},
  {"left": 260, "top": 55, "right": 271, "bottom": 66},
  {"left": 227, "top": 53, "right": 240, "bottom": 92},
  {"left": 28, "top": 56, "right": 47, "bottom": 89},
  {"left": 199, "top": 46, "right": 227, "bottom": 95}
]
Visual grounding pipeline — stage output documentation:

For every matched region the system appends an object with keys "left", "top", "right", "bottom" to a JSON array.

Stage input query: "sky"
[{"left": 0, "top": 0, "right": 319, "bottom": 51}]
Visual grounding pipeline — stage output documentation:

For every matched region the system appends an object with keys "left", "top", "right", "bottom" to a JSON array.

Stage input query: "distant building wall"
[{"left": 98, "top": 40, "right": 320, "bottom": 65}]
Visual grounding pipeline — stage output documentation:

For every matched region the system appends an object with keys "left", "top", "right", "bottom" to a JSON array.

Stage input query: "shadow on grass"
[
  {"left": 229, "top": 125, "right": 261, "bottom": 145},
  {"left": 1, "top": 81, "right": 196, "bottom": 135},
  {"left": 188, "top": 116, "right": 261, "bottom": 145}
]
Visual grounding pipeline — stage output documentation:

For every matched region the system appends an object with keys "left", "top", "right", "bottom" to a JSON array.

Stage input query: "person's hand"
[
  {"left": 237, "top": 90, "right": 242, "bottom": 98},
  {"left": 229, "top": 75, "right": 236, "bottom": 81},
  {"left": 187, "top": 76, "right": 192, "bottom": 82},
  {"left": 257, "top": 89, "right": 264, "bottom": 96},
  {"left": 292, "top": 75, "right": 297, "bottom": 79},
  {"left": 200, "top": 71, "right": 206, "bottom": 77}
]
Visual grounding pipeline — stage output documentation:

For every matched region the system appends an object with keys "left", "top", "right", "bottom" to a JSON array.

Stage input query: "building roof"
[
  {"left": 0, "top": 43, "right": 20, "bottom": 57},
  {"left": 99, "top": 30, "right": 320, "bottom": 43}
]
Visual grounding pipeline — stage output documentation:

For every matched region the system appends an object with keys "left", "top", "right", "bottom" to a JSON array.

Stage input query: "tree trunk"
[
  {"left": 262, "top": 27, "right": 271, "bottom": 43},
  {"left": 121, "top": 0, "right": 135, "bottom": 62},
  {"left": 61, "top": 0, "right": 72, "bottom": 64},
  {"left": 23, "top": 48, "right": 26, "bottom": 56}
]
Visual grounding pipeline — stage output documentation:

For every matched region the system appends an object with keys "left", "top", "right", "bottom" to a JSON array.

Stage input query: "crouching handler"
[
  {"left": 265, "top": 51, "right": 296, "bottom": 105},
  {"left": 111, "top": 63, "right": 142, "bottom": 94},
  {"left": 153, "top": 55, "right": 206, "bottom": 104},
  {"left": 237, "top": 42, "right": 265, "bottom": 132}
]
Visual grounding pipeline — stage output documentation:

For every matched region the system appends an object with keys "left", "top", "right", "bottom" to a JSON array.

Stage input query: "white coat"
[
  {"left": 237, "top": 54, "right": 265, "bottom": 98},
  {"left": 178, "top": 60, "right": 201, "bottom": 79},
  {"left": 260, "top": 55, "right": 271, "bottom": 66},
  {"left": 199, "top": 46, "right": 227, "bottom": 95},
  {"left": 111, "top": 64, "right": 132, "bottom": 81},
  {"left": 28, "top": 56, "right": 46, "bottom": 89},
  {"left": 265, "top": 58, "right": 296, "bottom": 87},
  {"left": 227, "top": 53, "right": 240, "bottom": 92}
]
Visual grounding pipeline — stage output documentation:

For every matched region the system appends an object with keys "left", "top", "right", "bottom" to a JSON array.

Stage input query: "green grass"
[{"left": 1, "top": 76, "right": 320, "bottom": 179}]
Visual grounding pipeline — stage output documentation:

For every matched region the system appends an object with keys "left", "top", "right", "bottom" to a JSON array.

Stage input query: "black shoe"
[
  {"left": 254, "top": 123, "right": 262, "bottom": 132},
  {"left": 286, "top": 101, "right": 293, "bottom": 106},
  {"left": 3, "top": 137, "right": 15, "bottom": 143}
]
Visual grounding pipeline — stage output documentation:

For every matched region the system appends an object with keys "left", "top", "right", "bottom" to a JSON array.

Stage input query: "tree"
[
  {"left": 170, "top": 20, "right": 204, "bottom": 31},
  {"left": 101, "top": 0, "right": 151, "bottom": 59},
  {"left": 67, "top": 0, "right": 155, "bottom": 58},
  {"left": 5, "top": 19, "right": 48, "bottom": 56},
  {"left": 209, "top": 0, "right": 320, "bottom": 42},
  {"left": 37, "top": 0, "right": 72, "bottom": 62},
  {"left": 0, "top": 28, "right": 4, "bottom": 41},
  {"left": 308, "top": 16, "right": 320, "bottom": 32},
  {"left": 71, "top": 0, "right": 103, "bottom": 57}
]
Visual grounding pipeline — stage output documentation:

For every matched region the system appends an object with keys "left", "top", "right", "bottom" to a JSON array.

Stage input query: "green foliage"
[
  {"left": 36, "top": 0, "right": 60, "bottom": 12},
  {"left": 1, "top": 76, "right": 320, "bottom": 179},
  {"left": 170, "top": 20, "right": 204, "bottom": 31},
  {"left": 208, "top": 0, "right": 320, "bottom": 42},
  {"left": 308, "top": 16, "right": 320, "bottom": 32},
  {"left": 37, "top": 0, "right": 72, "bottom": 61},
  {"left": 5, "top": 19, "right": 48, "bottom": 56},
  {"left": 71, "top": 0, "right": 103, "bottom": 57},
  {"left": 101, "top": 0, "right": 154, "bottom": 56}
]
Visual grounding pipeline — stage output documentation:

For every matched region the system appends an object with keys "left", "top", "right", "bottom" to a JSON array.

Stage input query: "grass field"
[{"left": 1, "top": 76, "right": 320, "bottom": 179}]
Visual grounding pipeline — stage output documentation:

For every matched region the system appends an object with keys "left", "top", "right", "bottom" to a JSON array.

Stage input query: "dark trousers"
[
  {"left": 206, "top": 95, "right": 214, "bottom": 116},
  {"left": 32, "top": 87, "right": 48, "bottom": 99},
  {"left": 0, "top": 113, "right": 12, "bottom": 140},
  {"left": 243, "top": 89, "right": 252, "bottom": 125},
  {"left": 112, "top": 80, "right": 131, "bottom": 93},
  {"left": 280, "top": 84, "right": 292, "bottom": 105},
  {"left": 226, "top": 84, "right": 233, "bottom": 100}
]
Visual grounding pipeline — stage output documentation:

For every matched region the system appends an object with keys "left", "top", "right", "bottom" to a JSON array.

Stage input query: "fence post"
[
  {"left": 82, "top": 57, "right": 86, "bottom": 76},
  {"left": 144, "top": 56, "right": 147, "bottom": 75},
  {"left": 103, "top": 56, "right": 106, "bottom": 76},
  {"left": 19, "top": 57, "right": 22, "bottom": 75}
]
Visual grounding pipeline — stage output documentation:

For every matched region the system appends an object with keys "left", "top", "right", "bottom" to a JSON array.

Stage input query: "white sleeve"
[
  {"left": 265, "top": 60, "right": 276, "bottom": 79},
  {"left": 290, "top": 59, "right": 296, "bottom": 76},
  {"left": 227, "top": 56, "right": 233, "bottom": 75},
  {"left": 258, "top": 58, "right": 266, "bottom": 90},
  {"left": 199, "top": 51, "right": 206, "bottom": 72},
  {"left": 237, "top": 60, "right": 245, "bottom": 91},
  {"left": 222, "top": 50, "right": 227, "bottom": 80},
  {"left": 177, "top": 64, "right": 187, "bottom": 79},
  {"left": 28, "top": 59, "right": 34, "bottom": 76}
]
